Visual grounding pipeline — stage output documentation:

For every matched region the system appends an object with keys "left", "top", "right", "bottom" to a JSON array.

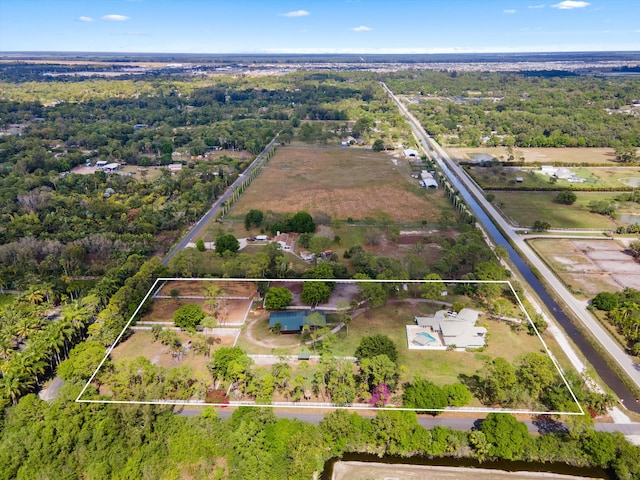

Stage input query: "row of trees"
[
  {"left": 5, "top": 383, "right": 638, "bottom": 480},
  {"left": 592, "top": 288, "right": 640, "bottom": 355}
]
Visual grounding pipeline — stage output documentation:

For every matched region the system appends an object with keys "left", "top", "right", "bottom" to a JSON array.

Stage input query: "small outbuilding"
[{"left": 269, "top": 310, "right": 326, "bottom": 333}]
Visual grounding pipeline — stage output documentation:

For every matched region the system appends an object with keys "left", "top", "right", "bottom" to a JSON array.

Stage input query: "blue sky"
[{"left": 1, "top": 0, "right": 638, "bottom": 54}]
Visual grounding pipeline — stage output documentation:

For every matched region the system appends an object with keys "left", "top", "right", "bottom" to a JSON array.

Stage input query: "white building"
[{"left": 414, "top": 309, "right": 487, "bottom": 349}]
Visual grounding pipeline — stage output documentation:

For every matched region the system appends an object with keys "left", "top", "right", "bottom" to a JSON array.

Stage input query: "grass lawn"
[
  {"left": 491, "top": 191, "right": 620, "bottom": 229},
  {"left": 225, "top": 143, "right": 453, "bottom": 223},
  {"left": 331, "top": 301, "right": 548, "bottom": 386},
  {"left": 465, "top": 164, "right": 640, "bottom": 192}
]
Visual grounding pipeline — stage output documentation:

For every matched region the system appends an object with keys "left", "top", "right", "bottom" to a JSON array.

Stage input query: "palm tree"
[
  {"left": 14, "top": 316, "right": 43, "bottom": 344},
  {"left": 24, "top": 288, "right": 45, "bottom": 305},
  {"left": 1, "top": 372, "right": 34, "bottom": 405}
]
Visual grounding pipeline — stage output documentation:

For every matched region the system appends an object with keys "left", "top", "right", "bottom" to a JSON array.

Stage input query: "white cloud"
[
  {"left": 551, "top": 1, "right": 590, "bottom": 9},
  {"left": 102, "top": 14, "right": 131, "bottom": 21},
  {"left": 280, "top": 10, "right": 310, "bottom": 17},
  {"left": 352, "top": 25, "right": 372, "bottom": 32},
  {"left": 503, "top": 9, "right": 517, "bottom": 14},
  {"left": 528, "top": 4, "right": 545, "bottom": 8},
  {"left": 78, "top": 16, "right": 94, "bottom": 22}
]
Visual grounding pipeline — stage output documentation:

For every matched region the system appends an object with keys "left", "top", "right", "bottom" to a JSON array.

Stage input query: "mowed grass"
[
  {"left": 491, "top": 191, "right": 620, "bottom": 229},
  {"left": 450, "top": 147, "right": 621, "bottom": 165},
  {"left": 331, "top": 302, "right": 547, "bottom": 386},
  {"left": 465, "top": 165, "right": 640, "bottom": 191},
  {"left": 228, "top": 144, "right": 451, "bottom": 222}
]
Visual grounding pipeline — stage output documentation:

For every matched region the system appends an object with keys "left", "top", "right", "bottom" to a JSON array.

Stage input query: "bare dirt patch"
[
  {"left": 529, "top": 238, "right": 640, "bottom": 296},
  {"left": 229, "top": 145, "right": 451, "bottom": 222},
  {"left": 141, "top": 297, "right": 251, "bottom": 325},
  {"left": 157, "top": 279, "right": 256, "bottom": 298},
  {"left": 110, "top": 330, "right": 231, "bottom": 371},
  {"left": 332, "top": 462, "right": 602, "bottom": 480},
  {"left": 450, "top": 147, "right": 618, "bottom": 165}
]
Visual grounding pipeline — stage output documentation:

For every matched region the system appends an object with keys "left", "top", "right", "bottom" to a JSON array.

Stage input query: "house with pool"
[{"left": 407, "top": 308, "right": 487, "bottom": 351}]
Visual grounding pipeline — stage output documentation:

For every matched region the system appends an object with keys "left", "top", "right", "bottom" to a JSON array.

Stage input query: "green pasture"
[
  {"left": 491, "top": 191, "right": 620, "bottom": 229},
  {"left": 467, "top": 165, "right": 640, "bottom": 191}
]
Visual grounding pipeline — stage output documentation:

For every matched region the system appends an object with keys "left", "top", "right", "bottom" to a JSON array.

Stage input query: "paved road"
[
  {"left": 175, "top": 406, "right": 640, "bottom": 435},
  {"left": 162, "top": 137, "right": 278, "bottom": 265},
  {"left": 380, "top": 83, "right": 640, "bottom": 399}
]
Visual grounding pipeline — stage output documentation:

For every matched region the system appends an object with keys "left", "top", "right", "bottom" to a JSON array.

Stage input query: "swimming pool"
[{"left": 417, "top": 331, "right": 436, "bottom": 343}]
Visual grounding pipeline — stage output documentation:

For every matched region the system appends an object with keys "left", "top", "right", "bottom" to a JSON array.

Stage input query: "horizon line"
[{"left": 2, "top": 49, "right": 640, "bottom": 56}]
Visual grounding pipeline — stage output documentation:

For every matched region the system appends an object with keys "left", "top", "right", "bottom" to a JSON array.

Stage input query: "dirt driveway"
[{"left": 331, "top": 462, "right": 602, "bottom": 480}]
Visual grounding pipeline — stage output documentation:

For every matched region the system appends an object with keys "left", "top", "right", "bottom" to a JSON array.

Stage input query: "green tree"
[
  {"left": 554, "top": 190, "right": 577, "bottom": 205},
  {"left": 372, "top": 139, "right": 385, "bottom": 152},
  {"left": 173, "top": 304, "right": 205, "bottom": 330},
  {"left": 443, "top": 383, "right": 472, "bottom": 407},
  {"left": 355, "top": 334, "right": 398, "bottom": 363},
  {"left": 402, "top": 379, "right": 448, "bottom": 413},
  {"left": 420, "top": 273, "right": 445, "bottom": 300},
  {"left": 244, "top": 209, "right": 264, "bottom": 229},
  {"left": 215, "top": 233, "right": 240, "bottom": 256},
  {"left": 195, "top": 238, "right": 205, "bottom": 252},
  {"left": 288, "top": 211, "right": 315, "bottom": 233},
  {"left": 482, "top": 357, "right": 519, "bottom": 406},
  {"left": 300, "top": 281, "right": 331, "bottom": 306},
  {"left": 481, "top": 413, "right": 531, "bottom": 460},
  {"left": 264, "top": 287, "right": 292, "bottom": 310},
  {"left": 591, "top": 291, "right": 618, "bottom": 311},
  {"left": 57, "top": 341, "right": 109, "bottom": 383}
]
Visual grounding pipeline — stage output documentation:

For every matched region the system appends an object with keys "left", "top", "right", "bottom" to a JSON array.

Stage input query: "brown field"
[
  {"left": 157, "top": 279, "right": 257, "bottom": 298},
  {"left": 528, "top": 238, "right": 640, "bottom": 297},
  {"left": 332, "top": 462, "right": 602, "bottom": 480},
  {"left": 229, "top": 144, "right": 451, "bottom": 222},
  {"left": 110, "top": 330, "right": 234, "bottom": 371},
  {"left": 142, "top": 297, "right": 251, "bottom": 325},
  {"left": 450, "top": 147, "right": 620, "bottom": 165}
]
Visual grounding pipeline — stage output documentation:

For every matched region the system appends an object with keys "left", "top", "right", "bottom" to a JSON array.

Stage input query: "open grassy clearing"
[
  {"left": 450, "top": 147, "right": 620, "bottom": 165},
  {"left": 465, "top": 164, "right": 640, "bottom": 191},
  {"left": 226, "top": 143, "right": 452, "bottom": 222},
  {"left": 328, "top": 302, "right": 547, "bottom": 385},
  {"left": 490, "top": 191, "right": 620, "bottom": 229}
]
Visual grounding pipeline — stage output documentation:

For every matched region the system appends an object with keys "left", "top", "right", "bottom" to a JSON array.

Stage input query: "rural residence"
[
  {"left": 413, "top": 308, "right": 486, "bottom": 349},
  {"left": 269, "top": 310, "right": 326, "bottom": 333}
]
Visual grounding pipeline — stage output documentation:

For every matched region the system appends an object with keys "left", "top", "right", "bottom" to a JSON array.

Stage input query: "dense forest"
[{"left": 386, "top": 71, "right": 640, "bottom": 150}]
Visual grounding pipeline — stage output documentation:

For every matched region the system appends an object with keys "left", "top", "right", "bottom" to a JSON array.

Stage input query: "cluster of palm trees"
[
  {"left": 607, "top": 302, "right": 640, "bottom": 355},
  {"left": 0, "top": 293, "right": 95, "bottom": 405}
]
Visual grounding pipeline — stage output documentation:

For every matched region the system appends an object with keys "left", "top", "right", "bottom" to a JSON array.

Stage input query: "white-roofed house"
[{"left": 414, "top": 308, "right": 486, "bottom": 350}]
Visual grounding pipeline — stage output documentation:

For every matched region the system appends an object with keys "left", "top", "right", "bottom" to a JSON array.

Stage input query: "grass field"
[
  {"left": 490, "top": 191, "right": 621, "bottom": 229},
  {"left": 330, "top": 301, "right": 547, "bottom": 386},
  {"left": 227, "top": 144, "right": 452, "bottom": 222},
  {"left": 450, "top": 147, "right": 621, "bottom": 165},
  {"left": 465, "top": 164, "right": 640, "bottom": 191}
]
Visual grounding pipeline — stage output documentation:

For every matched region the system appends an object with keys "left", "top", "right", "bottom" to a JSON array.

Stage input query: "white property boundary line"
[{"left": 76, "top": 278, "right": 585, "bottom": 416}]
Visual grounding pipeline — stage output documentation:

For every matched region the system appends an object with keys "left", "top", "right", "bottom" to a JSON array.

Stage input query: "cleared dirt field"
[
  {"left": 528, "top": 238, "right": 640, "bottom": 296},
  {"left": 450, "top": 147, "right": 620, "bottom": 165},
  {"left": 141, "top": 297, "right": 251, "bottom": 325},
  {"left": 110, "top": 330, "right": 234, "bottom": 371},
  {"left": 332, "top": 462, "right": 603, "bottom": 480},
  {"left": 157, "top": 279, "right": 256, "bottom": 298},
  {"left": 229, "top": 145, "right": 451, "bottom": 222}
]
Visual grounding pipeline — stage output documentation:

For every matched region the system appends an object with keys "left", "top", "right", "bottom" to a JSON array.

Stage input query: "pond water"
[
  {"left": 619, "top": 177, "right": 640, "bottom": 188},
  {"left": 321, "top": 453, "right": 612, "bottom": 480},
  {"left": 618, "top": 213, "right": 640, "bottom": 224}
]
